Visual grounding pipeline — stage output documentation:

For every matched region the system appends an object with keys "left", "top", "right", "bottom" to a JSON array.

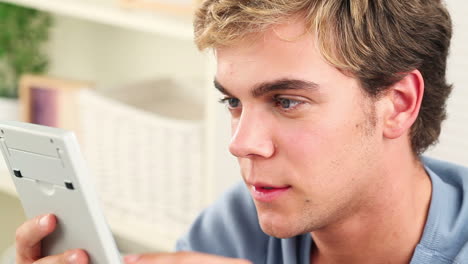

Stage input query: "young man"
[{"left": 16, "top": 0, "right": 468, "bottom": 263}]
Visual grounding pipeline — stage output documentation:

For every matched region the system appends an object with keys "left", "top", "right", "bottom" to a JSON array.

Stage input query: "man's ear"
[{"left": 382, "top": 70, "right": 424, "bottom": 139}]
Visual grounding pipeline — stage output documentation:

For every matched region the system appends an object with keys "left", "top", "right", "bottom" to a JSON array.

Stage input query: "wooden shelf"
[{"left": 2, "top": 0, "right": 194, "bottom": 40}]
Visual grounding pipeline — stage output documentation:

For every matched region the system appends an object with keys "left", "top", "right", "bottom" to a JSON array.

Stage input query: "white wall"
[
  {"left": 46, "top": 15, "right": 206, "bottom": 103},
  {"left": 426, "top": 0, "right": 468, "bottom": 166}
]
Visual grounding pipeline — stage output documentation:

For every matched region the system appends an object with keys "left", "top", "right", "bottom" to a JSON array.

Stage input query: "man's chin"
[{"left": 258, "top": 217, "right": 301, "bottom": 239}]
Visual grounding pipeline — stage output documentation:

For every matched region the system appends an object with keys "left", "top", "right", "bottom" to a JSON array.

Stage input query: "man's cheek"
[{"left": 282, "top": 132, "right": 322, "bottom": 158}]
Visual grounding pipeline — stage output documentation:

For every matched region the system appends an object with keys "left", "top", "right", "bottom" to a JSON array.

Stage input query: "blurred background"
[{"left": 0, "top": 0, "right": 466, "bottom": 261}]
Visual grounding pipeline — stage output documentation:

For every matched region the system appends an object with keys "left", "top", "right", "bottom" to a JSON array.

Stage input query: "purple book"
[{"left": 30, "top": 86, "right": 58, "bottom": 127}]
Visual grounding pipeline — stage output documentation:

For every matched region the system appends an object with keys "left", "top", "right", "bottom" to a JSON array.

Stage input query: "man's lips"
[
  {"left": 249, "top": 183, "right": 291, "bottom": 202},
  {"left": 253, "top": 185, "right": 290, "bottom": 191}
]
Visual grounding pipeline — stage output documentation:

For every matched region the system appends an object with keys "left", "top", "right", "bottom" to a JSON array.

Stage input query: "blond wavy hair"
[{"left": 194, "top": 0, "right": 452, "bottom": 155}]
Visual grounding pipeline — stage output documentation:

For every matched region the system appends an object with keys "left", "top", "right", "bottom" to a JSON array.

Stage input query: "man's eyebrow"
[
  {"left": 214, "top": 79, "right": 232, "bottom": 96},
  {"left": 251, "top": 79, "right": 319, "bottom": 97},
  {"left": 214, "top": 78, "right": 319, "bottom": 97}
]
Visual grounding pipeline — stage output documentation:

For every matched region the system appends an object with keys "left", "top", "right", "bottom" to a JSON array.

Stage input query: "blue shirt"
[{"left": 176, "top": 157, "right": 468, "bottom": 263}]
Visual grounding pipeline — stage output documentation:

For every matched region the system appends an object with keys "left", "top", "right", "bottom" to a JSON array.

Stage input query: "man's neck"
[{"left": 310, "top": 157, "right": 432, "bottom": 264}]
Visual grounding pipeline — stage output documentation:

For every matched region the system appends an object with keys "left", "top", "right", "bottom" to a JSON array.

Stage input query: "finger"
[
  {"left": 16, "top": 214, "right": 57, "bottom": 263},
  {"left": 32, "top": 249, "right": 88, "bottom": 264},
  {"left": 125, "top": 252, "right": 252, "bottom": 264}
]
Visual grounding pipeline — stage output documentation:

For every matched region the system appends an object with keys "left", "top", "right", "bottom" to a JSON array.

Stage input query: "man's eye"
[
  {"left": 228, "top": 98, "right": 241, "bottom": 108},
  {"left": 219, "top": 97, "right": 241, "bottom": 109},
  {"left": 276, "top": 97, "right": 301, "bottom": 109}
]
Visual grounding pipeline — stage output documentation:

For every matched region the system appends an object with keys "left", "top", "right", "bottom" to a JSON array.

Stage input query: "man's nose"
[{"left": 228, "top": 109, "right": 275, "bottom": 159}]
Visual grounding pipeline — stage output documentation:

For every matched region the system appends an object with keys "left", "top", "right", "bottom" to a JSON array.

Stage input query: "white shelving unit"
[
  {"left": 1, "top": 0, "right": 193, "bottom": 39},
  {"left": 0, "top": 0, "right": 240, "bottom": 252}
]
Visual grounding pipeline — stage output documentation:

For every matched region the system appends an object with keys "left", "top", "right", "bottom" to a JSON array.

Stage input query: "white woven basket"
[{"left": 77, "top": 80, "right": 204, "bottom": 251}]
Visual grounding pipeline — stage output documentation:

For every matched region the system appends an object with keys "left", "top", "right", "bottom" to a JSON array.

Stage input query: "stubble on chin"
[{"left": 254, "top": 198, "right": 326, "bottom": 239}]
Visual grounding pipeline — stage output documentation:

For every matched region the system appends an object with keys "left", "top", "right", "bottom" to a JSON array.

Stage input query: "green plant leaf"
[{"left": 0, "top": 2, "right": 52, "bottom": 98}]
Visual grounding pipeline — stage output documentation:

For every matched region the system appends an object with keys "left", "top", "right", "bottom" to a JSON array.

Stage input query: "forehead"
[{"left": 214, "top": 19, "right": 352, "bottom": 93}]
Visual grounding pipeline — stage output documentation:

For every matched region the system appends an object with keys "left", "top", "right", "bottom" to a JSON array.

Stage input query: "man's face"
[{"left": 215, "top": 20, "right": 385, "bottom": 238}]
